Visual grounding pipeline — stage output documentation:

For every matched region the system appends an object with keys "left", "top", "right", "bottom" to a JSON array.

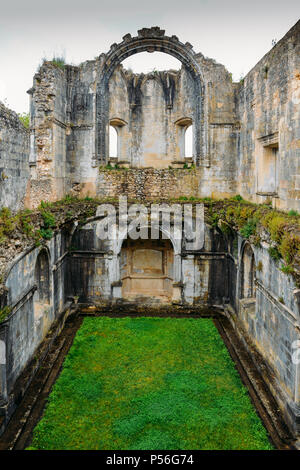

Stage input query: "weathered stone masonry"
[
  {"left": 0, "top": 21, "right": 300, "bottom": 441},
  {"left": 25, "top": 27, "right": 238, "bottom": 204},
  {"left": 0, "top": 230, "right": 69, "bottom": 434},
  {"left": 236, "top": 20, "right": 300, "bottom": 211},
  {"left": 0, "top": 103, "right": 29, "bottom": 211},
  {"left": 24, "top": 23, "right": 300, "bottom": 209}
]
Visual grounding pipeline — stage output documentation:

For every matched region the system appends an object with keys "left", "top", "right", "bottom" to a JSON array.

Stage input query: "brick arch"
[{"left": 96, "top": 27, "right": 207, "bottom": 167}]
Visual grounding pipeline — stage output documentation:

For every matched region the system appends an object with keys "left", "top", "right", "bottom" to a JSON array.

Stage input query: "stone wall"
[
  {"left": 0, "top": 203, "right": 300, "bottom": 437},
  {"left": 2, "top": 22, "right": 299, "bottom": 212},
  {"left": 0, "top": 230, "right": 69, "bottom": 426},
  {"left": 27, "top": 28, "right": 239, "bottom": 204},
  {"left": 26, "top": 63, "right": 69, "bottom": 207},
  {"left": 97, "top": 168, "right": 199, "bottom": 200},
  {"left": 96, "top": 166, "right": 238, "bottom": 201},
  {"left": 108, "top": 65, "right": 196, "bottom": 168},
  {"left": 0, "top": 102, "right": 29, "bottom": 210},
  {"left": 236, "top": 20, "right": 300, "bottom": 211}
]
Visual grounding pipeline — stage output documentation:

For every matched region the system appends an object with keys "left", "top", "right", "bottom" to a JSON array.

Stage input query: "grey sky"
[{"left": 0, "top": 0, "right": 299, "bottom": 113}]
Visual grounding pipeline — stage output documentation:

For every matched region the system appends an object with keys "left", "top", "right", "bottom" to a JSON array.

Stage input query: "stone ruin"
[{"left": 0, "top": 22, "right": 300, "bottom": 445}]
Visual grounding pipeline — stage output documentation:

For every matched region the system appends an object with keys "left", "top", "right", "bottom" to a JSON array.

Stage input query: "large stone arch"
[{"left": 96, "top": 27, "right": 207, "bottom": 167}]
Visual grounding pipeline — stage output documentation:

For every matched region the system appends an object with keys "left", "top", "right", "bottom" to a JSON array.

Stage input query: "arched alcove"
[
  {"left": 33, "top": 248, "right": 51, "bottom": 341},
  {"left": 120, "top": 237, "right": 174, "bottom": 303},
  {"left": 241, "top": 243, "right": 256, "bottom": 299}
]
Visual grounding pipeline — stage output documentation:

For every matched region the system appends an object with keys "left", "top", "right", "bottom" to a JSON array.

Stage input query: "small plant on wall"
[
  {"left": 256, "top": 261, "right": 263, "bottom": 272},
  {"left": 18, "top": 112, "right": 30, "bottom": 128},
  {"left": 263, "top": 65, "right": 269, "bottom": 79}
]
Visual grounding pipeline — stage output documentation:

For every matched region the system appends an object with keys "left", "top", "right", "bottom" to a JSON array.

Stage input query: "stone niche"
[{"left": 120, "top": 238, "right": 174, "bottom": 303}]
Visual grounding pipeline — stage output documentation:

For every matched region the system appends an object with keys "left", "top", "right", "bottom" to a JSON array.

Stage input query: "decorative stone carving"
[
  {"left": 122, "top": 33, "right": 132, "bottom": 42},
  {"left": 137, "top": 27, "right": 165, "bottom": 38}
]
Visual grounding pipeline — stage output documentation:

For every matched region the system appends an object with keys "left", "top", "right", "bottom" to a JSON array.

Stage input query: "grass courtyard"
[{"left": 29, "top": 316, "right": 273, "bottom": 450}]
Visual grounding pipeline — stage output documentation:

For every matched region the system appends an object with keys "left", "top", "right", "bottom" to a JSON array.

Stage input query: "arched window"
[
  {"left": 184, "top": 125, "right": 193, "bottom": 158},
  {"left": 241, "top": 244, "right": 256, "bottom": 299},
  {"left": 109, "top": 125, "right": 118, "bottom": 159},
  {"left": 108, "top": 118, "right": 127, "bottom": 164},
  {"left": 35, "top": 249, "right": 50, "bottom": 304},
  {"left": 175, "top": 117, "right": 193, "bottom": 162}
]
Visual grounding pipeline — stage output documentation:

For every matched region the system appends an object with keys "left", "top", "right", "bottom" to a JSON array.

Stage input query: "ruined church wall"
[
  {"left": 0, "top": 102, "right": 29, "bottom": 210},
  {"left": 97, "top": 166, "right": 237, "bottom": 200},
  {"left": 97, "top": 168, "right": 200, "bottom": 199},
  {"left": 236, "top": 20, "right": 300, "bottom": 210},
  {"left": 103, "top": 55, "right": 239, "bottom": 198},
  {"left": 66, "top": 61, "right": 99, "bottom": 197},
  {"left": 195, "top": 55, "right": 239, "bottom": 198},
  {"left": 107, "top": 67, "right": 131, "bottom": 164},
  {"left": 98, "top": 59, "right": 240, "bottom": 200},
  {"left": 28, "top": 49, "right": 241, "bottom": 202},
  {"left": 185, "top": 225, "right": 228, "bottom": 306},
  {"left": 28, "top": 63, "right": 69, "bottom": 207},
  {"left": 28, "top": 59, "right": 101, "bottom": 204},
  {"left": 106, "top": 60, "right": 239, "bottom": 197},
  {"left": 1, "top": 230, "right": 69, "bottom": 396},
  {"left": 108, "top": 66, "right": 196, "bottom": 168},
  {"left": 67, "top": 221, "right": 112, "bottom": 302},
  {"left": 227, "top": 236, "right": 300, "bottom": 433},
  {"left": 27, "top": 22, "right": 300, "bottom": 207}
]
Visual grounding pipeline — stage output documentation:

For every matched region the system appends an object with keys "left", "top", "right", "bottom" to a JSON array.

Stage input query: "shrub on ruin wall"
[{"left": 207, "top": 196, "right": 300, "bottom": 285}]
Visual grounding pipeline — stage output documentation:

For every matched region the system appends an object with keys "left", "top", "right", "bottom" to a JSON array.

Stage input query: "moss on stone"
[
  {"left": 0, "top": 195, "right": 299, "bottom": 292},
  {"left": 0, "top": 306, "right": 11, "bottom": 323}
]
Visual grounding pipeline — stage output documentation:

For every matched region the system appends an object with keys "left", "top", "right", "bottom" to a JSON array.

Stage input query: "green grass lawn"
[{"left": 29, "top": 316, "right": 273, "bottom": 450}]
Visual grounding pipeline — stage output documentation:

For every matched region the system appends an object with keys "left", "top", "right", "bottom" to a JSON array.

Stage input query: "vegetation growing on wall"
[
  {"left": 0, "top": 306, "right": 11, "bottom": 323},
  {"left": 0, "top": 194, "right": 299, "bottom": 297},
  {"left": 0, "top": 196, "right": 104, "bottom": 299},
  {"left": 45, "top": 56, "right": 66, "bottom": 69}
]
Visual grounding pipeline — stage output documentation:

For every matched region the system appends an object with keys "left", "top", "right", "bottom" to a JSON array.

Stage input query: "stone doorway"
[{"left": 120, "top": 238, "right": 174, "bottom": 303}]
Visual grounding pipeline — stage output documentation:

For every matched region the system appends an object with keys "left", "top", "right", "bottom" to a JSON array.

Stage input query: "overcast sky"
[{"left": 0, "top": 0, "right": 299, "bottom": 114}]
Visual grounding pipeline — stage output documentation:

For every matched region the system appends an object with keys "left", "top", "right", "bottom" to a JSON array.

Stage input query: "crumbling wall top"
[{"left": 0, "top": 101, "right": 28, "bottom": 133}]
